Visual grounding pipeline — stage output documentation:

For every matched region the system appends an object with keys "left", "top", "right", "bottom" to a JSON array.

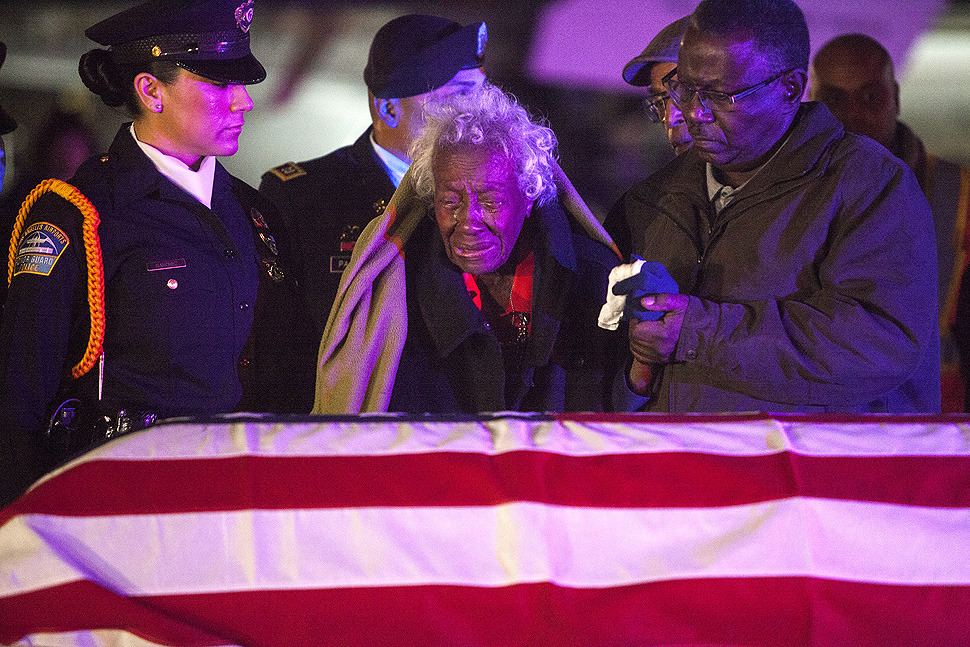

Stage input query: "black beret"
[
  {"left": 0, "top": 43, "right": 16, "bottom": 135},
  {"left": 364, "top": 14, "right": 487, "bottom": 99},
  {"left": 85, "top": 0, "right": 265, "bottom": 85}
]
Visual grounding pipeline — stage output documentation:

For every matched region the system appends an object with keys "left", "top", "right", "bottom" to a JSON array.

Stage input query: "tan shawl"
[{"left": 312, "top": 162, "right": 619, "bottom": 414}]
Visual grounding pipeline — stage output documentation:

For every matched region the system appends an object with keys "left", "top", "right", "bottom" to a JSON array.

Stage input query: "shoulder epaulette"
[
  {"left": 267, "top": 162, "right": 307, "bottom": 182},
  {"left": 9, "top": 179, "right": 105, "bottom": 379}
]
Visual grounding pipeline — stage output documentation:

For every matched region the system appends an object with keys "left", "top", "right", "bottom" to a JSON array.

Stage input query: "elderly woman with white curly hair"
[{"left": 313, "top": 84, "right": 624, "bottom": 414}]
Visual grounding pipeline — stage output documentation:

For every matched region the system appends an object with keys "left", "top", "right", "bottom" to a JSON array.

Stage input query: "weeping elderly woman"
[{"left": 314, "top": 84, "right": 624, "bottom": 413}]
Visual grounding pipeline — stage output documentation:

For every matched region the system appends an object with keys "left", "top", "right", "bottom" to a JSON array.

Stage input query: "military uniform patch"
[
  {"left": 372, "top": 198, "right": 389, "bottom": 217},
  {"left": 339, "top": 224, "right": 362, "bottom": 252},
  {"left": 331, "top": 224, "right": 363, "bottom": 273},
  {"left": 267, "top": 162, "right": 306, "bottom": 182},
  {"left": 13, "top": 222, "right": 70, "bottom": 277}
]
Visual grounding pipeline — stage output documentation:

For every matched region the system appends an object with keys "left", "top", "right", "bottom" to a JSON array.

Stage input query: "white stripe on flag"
[
  {"left": 11, "top": 630, "right": 234, "bottom": 647},
  {"left": 4, "top": 497, "right": 967, "bottom": 599},
  {"left": 0, "top": 517, "right": 87, "bottom": 596},
  {"left": 35, "top": 417, "right": 970, "bottom": 473}
]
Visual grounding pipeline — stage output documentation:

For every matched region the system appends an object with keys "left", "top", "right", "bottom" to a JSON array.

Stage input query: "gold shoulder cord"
[{"left": 7, "top": 179, "right": 105, "bottom": 379}]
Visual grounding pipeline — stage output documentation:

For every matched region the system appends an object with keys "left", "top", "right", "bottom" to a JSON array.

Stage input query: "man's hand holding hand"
[{"left": 627, "top": 293, "right": 689, "bottom": 395}]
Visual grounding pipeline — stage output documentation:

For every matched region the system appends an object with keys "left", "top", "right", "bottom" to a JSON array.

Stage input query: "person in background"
[
  {"left": 953, "top": 254, "right": 970, "bottom": 406},
  {"left": 609, "top": 0, "right": 939, "bottom": 413},
  {"left": 607, "top": 16, "right": 692, "bottom": 260},
  {"left": 313, "top": 84, "right": 624, "bottom": 414},
  {"left": 0, "top": 42, "right": 17, "bottom": 192},
  {"left": 1, "top": 109, "right": 97, "bottom": 311},
  {"left": 0, "top": 0, "right": 295, "bottom": 505},
  {"left": 259, "top": 14, "right": 488, "bottom": 412},
  {"left": 810, "top": 33, "right": 970, "bottom": 411},
  {"left": 622, "top": 16, "right": 692, "bottom": 157}
]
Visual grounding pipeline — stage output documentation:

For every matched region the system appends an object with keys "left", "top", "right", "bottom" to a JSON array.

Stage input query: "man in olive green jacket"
[{"left": 609, "top": 0, "right": 939, "bottom": 413}]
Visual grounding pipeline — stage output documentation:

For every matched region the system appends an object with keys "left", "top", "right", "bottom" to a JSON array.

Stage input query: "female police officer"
[{"left": 0, "top": 0, "right": 294, "bottom": 504}]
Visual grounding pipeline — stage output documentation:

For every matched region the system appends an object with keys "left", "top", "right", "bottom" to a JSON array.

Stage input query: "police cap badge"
[{"left": 85, "top": 0, "right": 266, "bottom": 85}]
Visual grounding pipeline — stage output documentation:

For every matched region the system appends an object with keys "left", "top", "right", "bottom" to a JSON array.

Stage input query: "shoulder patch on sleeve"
[
  {"left": 267, "top": 162, "right": 307, "bottom": 182},
  {"left": 13, "top": 222, "right": 71, "bottom": 277}
]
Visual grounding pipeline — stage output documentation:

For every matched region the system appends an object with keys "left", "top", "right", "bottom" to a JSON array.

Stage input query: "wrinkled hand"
[{"left": 628, "top": 292, "right": 689, "bottom": 365}]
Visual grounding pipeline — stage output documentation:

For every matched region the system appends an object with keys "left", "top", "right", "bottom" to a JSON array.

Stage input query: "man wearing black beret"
[{"left": 259, "top": 14, "right": 487, "bottom": 412}]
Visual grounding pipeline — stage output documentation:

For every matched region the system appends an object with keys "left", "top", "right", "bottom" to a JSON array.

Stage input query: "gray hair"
[{"left": 409, "top": 83, "right": 558, "bottom": 206}]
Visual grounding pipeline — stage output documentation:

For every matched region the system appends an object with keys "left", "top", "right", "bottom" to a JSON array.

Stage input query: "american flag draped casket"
[{"left": 1, "top": 412, "right": 969, "bottom": 646}]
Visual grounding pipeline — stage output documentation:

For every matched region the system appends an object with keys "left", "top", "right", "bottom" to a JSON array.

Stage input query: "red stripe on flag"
[
  {"left": 8, "top": 452, "right": 970, "bottom": 518},
  {"left": 4, "top": 579, "right": 968, "bottom": 647},
  {"left": 0, "top": 581, "right": 229, "bottom": 646}
]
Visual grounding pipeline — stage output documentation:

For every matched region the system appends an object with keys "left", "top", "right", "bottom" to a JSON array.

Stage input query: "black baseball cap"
[
  {"left": 85, "top": 0, "right": 266, "bottom": 85},
  {"left": 0, "top": 43, "right": 17, "bottom": 135},
  {"left": 364, "top": 14, "right": 487, "bottom": 99}
]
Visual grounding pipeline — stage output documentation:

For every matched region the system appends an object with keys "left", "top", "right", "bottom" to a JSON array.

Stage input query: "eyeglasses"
[
  {"left": 643, "top": 93, "right": 671, "bottom": 123},
  {"left": 663, "top": 67, "right": 789, "bottom": 113}
]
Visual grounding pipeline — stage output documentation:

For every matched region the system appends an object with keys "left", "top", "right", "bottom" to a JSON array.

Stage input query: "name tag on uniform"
[
  {"left": 330, "top": 255, "right": 350, "bottom": 274},
  {"left": 147, "top": 259, "right": 186, "bottom": 271},
  {"left": 13, "top": 222, "right": 70, "bottom": 277}
]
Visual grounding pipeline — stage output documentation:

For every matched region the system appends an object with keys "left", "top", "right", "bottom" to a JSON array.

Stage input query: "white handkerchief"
[{"left": 597, "top": 259, "right": 645, "bottom": 331}]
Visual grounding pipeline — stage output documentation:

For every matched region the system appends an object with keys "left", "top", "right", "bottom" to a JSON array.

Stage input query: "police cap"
[
  {"left": 622, "top": 16, "right": 689, "bottom": 87},
  {"left": 85, "top": 0, "right": 266, "bottom": 85},
  {"left": 364, "top": 14, "right": 486, "bottom": 99},
  {"left": 0, "top": 43, "right": 16, "bottom": 135}
]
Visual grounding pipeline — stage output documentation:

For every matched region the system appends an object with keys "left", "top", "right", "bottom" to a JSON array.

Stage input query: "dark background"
[{"left": 1, "top": 0, "right": 966, "bottom": 216}]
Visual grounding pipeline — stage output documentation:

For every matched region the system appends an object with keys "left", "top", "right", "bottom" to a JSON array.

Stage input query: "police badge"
[{"left": 235, "top": 0, "right": 254, "bottom": 33}]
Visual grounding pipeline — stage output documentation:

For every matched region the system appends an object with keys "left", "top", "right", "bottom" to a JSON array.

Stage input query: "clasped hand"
[{"left": 628, "top": 292, "right": 689, "bottom": 365}]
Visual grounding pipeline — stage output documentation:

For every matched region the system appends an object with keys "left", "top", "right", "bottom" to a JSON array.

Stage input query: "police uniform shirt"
[
  {"left": 0, "top": 124, "right": 260, "bottom": 439},
  {"left": 132, "top": 123, "right": 216, "bottom": 208}
]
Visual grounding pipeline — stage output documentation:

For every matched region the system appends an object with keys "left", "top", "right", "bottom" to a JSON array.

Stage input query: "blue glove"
[{"left": 612, "top": 256, "right": 679, "bottom": 321}]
